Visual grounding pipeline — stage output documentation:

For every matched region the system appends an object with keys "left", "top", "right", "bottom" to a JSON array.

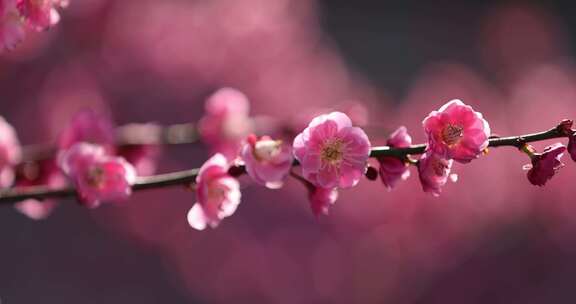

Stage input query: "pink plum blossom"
[
  {"left": 58, "top": 109, "right": 115, "bottom": 152},
  {"left": 378, "top": 126, "right": 412, "bottom": 190},
  {"left": 524, "top": 143, "right": 566, "bottom": 186},
  {"left": 16, "top": 0, "right": 68, "bottom": 31},
  {"left": 59, "top": 143, "right": 136, "bottom": 208},
  {"left": 418, "top": 151, "right": 454, "bottom": 196},
  {"left": 568, "top": 132, "right": 576, "bottom": 162},
  {"left": 198, "top": 88, "right": 253, "bottom": 160},
  {"left": 187, "top": 153, "right": 241, "bottom": 230},
  {"left": 423, "top": 99, "right": 491, "bottom": 163},
  {"left": 0, "top": 0, "right": 25, "bottom": 51},
  {"left": 14, "top": 159, "right": 65, "bottom": 220},
  {"left": 293, "top": 112, "right": 371, "bottom": 189},
  {"left": 308, "top": 186, "right": 338, "bottom": 217},
  {"left": 240, "top": 134, "right": 293, "bottom": 189},
  {"left": 0, "top": 116, "right": 21, "bottom": 188},
  {"left": 117, "top": 144, "right": 161, "bottom": 176}
]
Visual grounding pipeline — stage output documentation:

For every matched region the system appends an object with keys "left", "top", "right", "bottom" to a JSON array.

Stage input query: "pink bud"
[
  {"left": 58, "top": 109, "right": 115, "bottom": 152},
  {"left": 187, "top": 153, "right": 241, "bottom": 230},
  {"left": 423, "top": 99, "right": 490, "bottom": 163},
  {"left": 293, "top": 112, "right": 371, "bottom": 189},
  {"left": 418, "top": 151, "right": 454, "bottom": 196},
  {"left": 241, "top": 135, "right": 293, "bottom": 189},
  {"left": 198, "top": 88, "right": 253, "bottom": 160},
  {"left": 308, "top": 186, "right": 338, "bottom": 217},
  {"left": 378, "top": 126, "right": 411, "bottom": 190},
  {"left": 524, "top": 143, "right": 566, "bottom": 186},
  {"left": 59, "top": 143, "right": 136, "bottom": 208}
]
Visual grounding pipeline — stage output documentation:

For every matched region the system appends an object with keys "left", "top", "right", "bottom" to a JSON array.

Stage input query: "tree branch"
[{"left": 0, "top": 126, "right": 567, "bottom": 206}]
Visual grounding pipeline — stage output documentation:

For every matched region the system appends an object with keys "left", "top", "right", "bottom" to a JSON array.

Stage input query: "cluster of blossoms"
[
  {"left": 0, "top": 87, "right": 573, "bottom": 231},
  {"left": 0, "top": 0, "right": 68, "bottom": 51}
]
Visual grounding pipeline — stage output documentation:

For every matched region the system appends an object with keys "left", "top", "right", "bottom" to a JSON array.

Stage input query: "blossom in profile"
[
  {"left": 14, "top": 159, "right": 65, "bottom": 220},
  {"left": 59, "top": 143, "right": 136, "bottom": 208},
  {"left": 293, "top": 112, "right": 371, "bottom": 189},
  {"left": 0, "top": 116, "right": 21, "bottom": 187},
  {"left": 524, "top": 143, "right": 566, "bottom": 186},
  {"left": 568, "top": 132, "right": 576, "bottom": 162},
  {"left": 378, "top": 126, "right": 412, "bottom": 190},
  {"left": 16, "top": 0, "right": 68, "bottom": 31},
  {"left": 423, "top": 99, "right": 490, "bottom": 163},
  {"left": 58, "top": 109, "right": 115, "bottom": 152},
  {"left": 0, "top": 0, "right": 25, "bottom": 51},
  {"left": 198, "top": 88, "right": 253, "bottom": 160},
  {"left": 308, "top": 186, "right": 338, "bottom": 217},
  {"left": 241, "top": 134, "right": 293, "bottom": 189},
  {"left": 187, "top": 153, "right": 241, "bottom": 230},
  {"left": 418, "top": 151, "right": 454, "bottom": 196}
]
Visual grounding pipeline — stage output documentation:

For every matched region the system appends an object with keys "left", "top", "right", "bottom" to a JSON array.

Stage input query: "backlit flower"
[
  {"left": 241, "top": 134, "right": 293, "bottom": 189},
  {"left": 59, "top": 143, "right": 136, "bottom": 208},
  {"left": 524, "top": 143, "right": 566, "bottom": 186},
  {"left": 293, "top": 112, "right": 371, "bottom": 188},
  {"left": 308, "top": 186, "right": 338, "bottom": 217},
  {"left": 423, "top": 99, "right": 490, "bottom": 163},
  {"left": 418, "top": 151, "right": 454, "bottom": 196},
  {"left": 187, "top": 153, "right": 241, "bottom": 230},
  {"left": 378, "top": 126, "right": 411, "bottom": 190}
]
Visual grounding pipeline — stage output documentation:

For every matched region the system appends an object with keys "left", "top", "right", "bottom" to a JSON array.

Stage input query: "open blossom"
[
  {"left": 59, "top": 109, "right": 115, "bottom": 152},
  {"left": 59, "top": 143, "right": 136, "bottom": 208},
  {"left": 423, "top": 99, "right": 490, "bottom": 163},
  {"left": 568, "top": 132, "right": 576, "bottom": 162},
  {"left": 16, "top": 0, "right": 68, "bottom": 31},
  {"left": 0, "top": 0, "right": 25, "bottom": 51},
  {"left": 187, "top": 153, "right": 241, "bottom": 230},
  {"left": 378, "top": 126, "right": 412, "bottom": 190},
  {"left": 308, "top": 186, "right": 338, "bottom": 217},
  {"left": 418, "top": 151, "right": 454, "bottom": 196},
  {"left": 240, "top": 134, "right": 293, "bottom": 189},
  {"left": 0, "top": 116, "right": 21, "bottom": 187},
  {"left": 524, "top": 143, "right": 566, "bottom": 186},
  {"left": 198, "top": 88, "right": 253, "bottom": 160},
  {"left": 293, "top": 112, "right": 371, "bottom": 189}
]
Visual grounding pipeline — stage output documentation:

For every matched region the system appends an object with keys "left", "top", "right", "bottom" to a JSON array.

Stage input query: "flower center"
[
  {"left": 253, "top": 139, "right": 282, "bottom": 161},
  {"left": 441, "top": 124, "right": 464, "bottom": 146},
  {"left": 86, "top": 166, "right": 105, "bottom": 188},
  {"left": 321, "top": 139, "right": 344, "bottom": 165}
]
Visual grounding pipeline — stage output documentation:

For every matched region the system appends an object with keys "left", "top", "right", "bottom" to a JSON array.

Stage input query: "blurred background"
[{"left": 1, "top": 0, "right": 576, "bottom": 303}]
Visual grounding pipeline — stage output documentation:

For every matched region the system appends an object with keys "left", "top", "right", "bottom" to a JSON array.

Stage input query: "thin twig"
[{"left": 0, "top": 127, "right": 566, "bottom": 206}]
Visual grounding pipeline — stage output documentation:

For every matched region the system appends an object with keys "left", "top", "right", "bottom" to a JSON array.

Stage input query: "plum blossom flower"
[
  {"left": 378, "top": 126, "right": 412, "bottom": 190},
  {"left": 240, "top": 134, "right": 293, "bottom": 189},
  {"left": 418, "top": 151, "right": 454, "bottom": 196},
  {"left": 0, "top": 0, "right": 25, "bottom": 51},
  {"left": 568, "top": 132, "right": 576, "bottom": 162},
  {"left": 293, "top": 112, "right": 371, "bottom": 189},
  {"left": 198, "top": 88, "right": 253, "bottom": 160},
  {"left": 0, "top": 116, "right": 21, "bottom": 187},
  {"left": 117, "top": 144, "right": 161, "bottom": 176},
  {"left": 187, "top": 153, "right": 241, "bottom": 230},
  {"left": 423, "top": 99, "right": 490, "bottom": 163},
  {"left": 308, "top": 186, "right": 338, "bottom": 217},
  {"left": 59, "top": 143, "right": 136, "bottom": 208},
  {"left": 16, "top": 0, "right": 68, "bottom": 31},
  {"left": 524, "top": 143, "right": 566, "bottom": 186},
  {"left": 58, "top": 109, "right": 115, "bottom": 152},
  {"left": 14, "top": 159, "right": 65, "bottom": 220}
]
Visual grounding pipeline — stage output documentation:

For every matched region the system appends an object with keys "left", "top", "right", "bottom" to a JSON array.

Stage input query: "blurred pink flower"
[
  {"left": 58, "top": 109, "right": 115, "bottom": 152},
  {"left": 423, "top": 99, "right": 491, "bottom": 163},
  {"left": 117, "top": 144, "right": 161, "bottom": 176},
  {"left": 378, "top": 126, "right": 412, "bottom": 190},
  {"left": 14, "top": 159, "right": 65, "bottom": 220},
  {"left": 59, "top": 143, "right": 136, "bottom": 208},
  {"left": 0, "top": 0, "right": 25, "bottom": 51},
  {"left": 0, "top": 116, "right": 21, "bottom": 187},
  {"left": 16, "top": 0, "right": 67, "bottom": 31},
  {"left": 199, "top": 88, "right": 253, "bottom": 160},
  {"left": 418, "top": 151, "right": 454, "bottom": 196},
  {"left": 308, "top": 186, "right": 338, "bottom": 217},
  {"left": 293, "top": 112, "right": 371, "bottom": 189},
  {"left": 524, "top": 143, "right": 566, "bottom": 186},
  {"left": 568, "top": 132, "right": 576, "bottom": 162},
  {"left": 187, "top": 153, "right": 241, "bottom": 230},
  {"left": 241, "top": 134, "right": 293, "bottom": 189}
]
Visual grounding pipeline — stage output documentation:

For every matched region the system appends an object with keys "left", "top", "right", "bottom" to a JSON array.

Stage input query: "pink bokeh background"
[{"left": 1, "top": 1, "right": 576, "bottom": 303}]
